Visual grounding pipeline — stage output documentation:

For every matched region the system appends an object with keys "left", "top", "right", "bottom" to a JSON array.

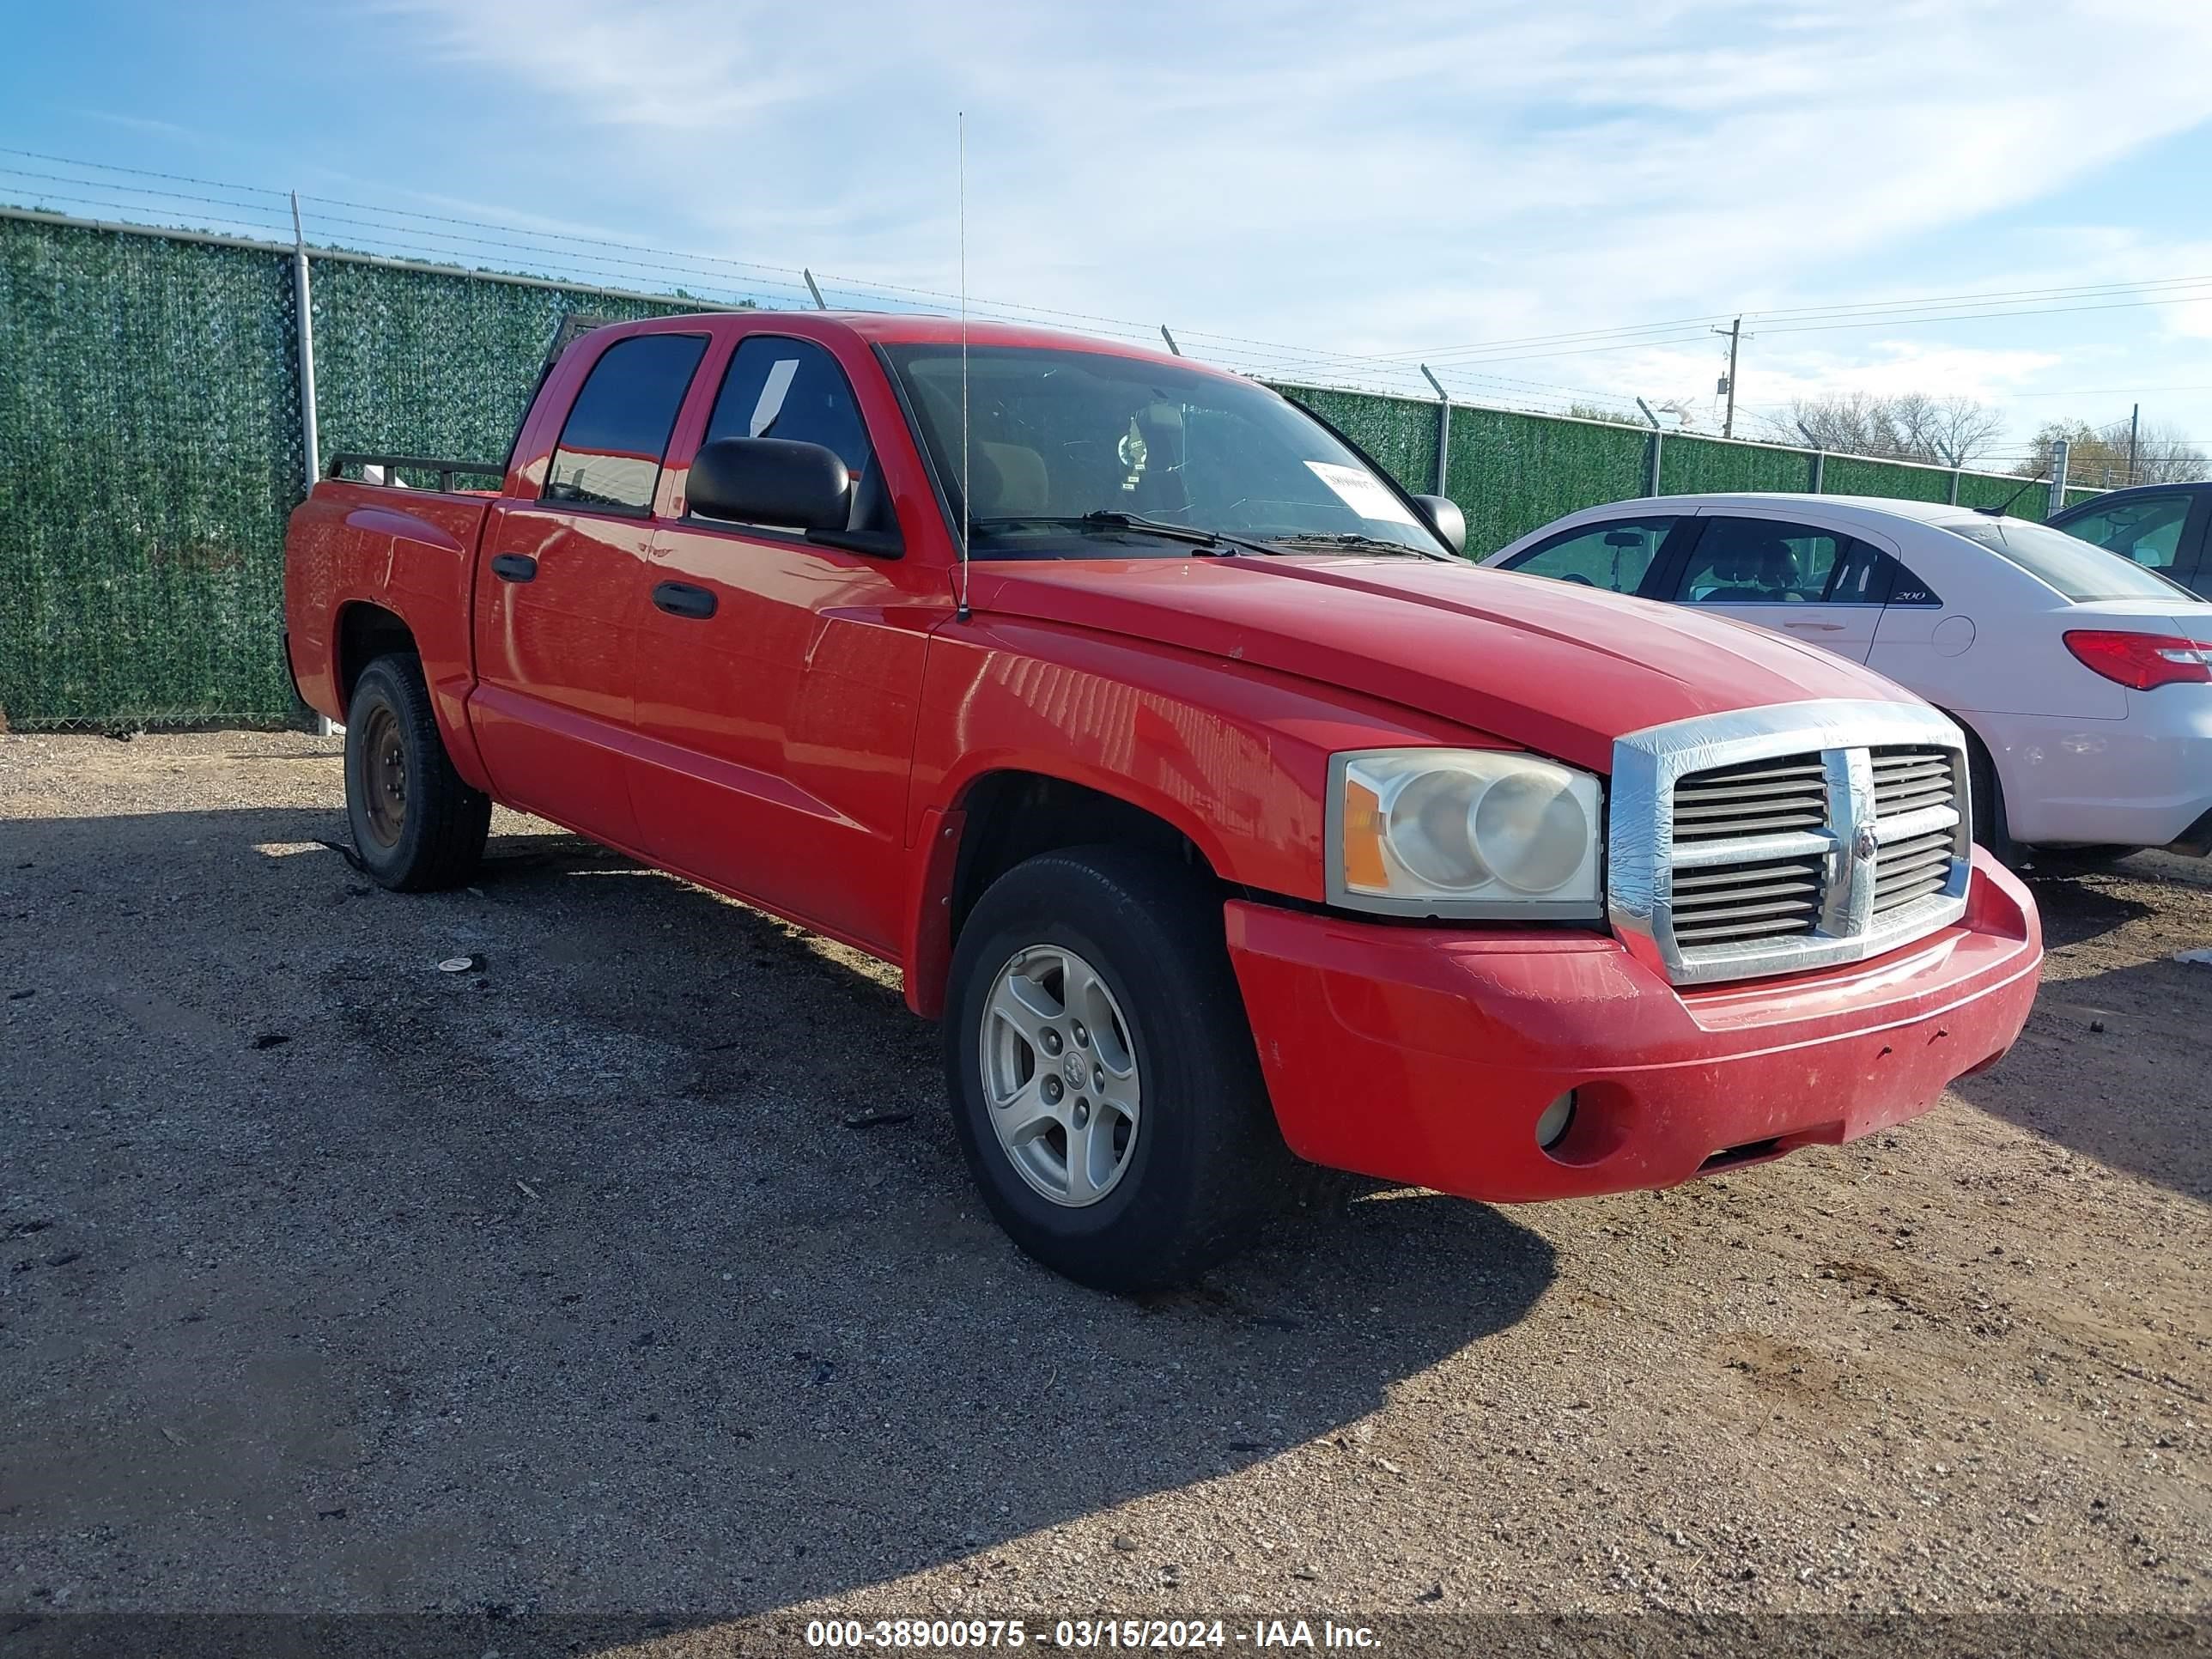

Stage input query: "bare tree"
[
  {"left": 1758, "top": 392, "right": 2003, "bottom": 466},
  {"left": 1763, "top": 392, "right": 1893, "bottom": 456},
  {"left": 1893, "top": 394, "right": 2006, "bottom": 467},
  {"left": 1563, "top": 402, "right": 1638, "bottom": 426},
  {"left": 2015, "top": 418, "right": 2211, "bottom": 487},
  {"left": 1560, "top": 398, "right": 1701, "bottom": 430}
]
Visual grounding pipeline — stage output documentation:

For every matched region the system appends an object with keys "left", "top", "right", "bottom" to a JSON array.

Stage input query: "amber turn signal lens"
[{"left": 1342, "top": 779, "right": 1389, "bottom": 892}]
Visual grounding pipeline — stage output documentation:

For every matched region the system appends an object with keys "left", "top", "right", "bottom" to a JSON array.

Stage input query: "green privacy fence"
[
  {"left": 1288, "top": 383, "right": 2104, "bottom": 560},
  {"left": 0, "top": 209, "right": 2106, "bottom": 728}
]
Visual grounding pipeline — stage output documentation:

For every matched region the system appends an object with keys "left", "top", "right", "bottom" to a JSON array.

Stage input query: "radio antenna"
[{"left": 956, "top": 109, "right": 971, "bottom": 622}]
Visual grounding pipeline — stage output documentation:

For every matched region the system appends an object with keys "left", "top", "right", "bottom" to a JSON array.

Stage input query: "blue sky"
[{"left": 9, "top": 0, "right": 2212, "bottom": 469}]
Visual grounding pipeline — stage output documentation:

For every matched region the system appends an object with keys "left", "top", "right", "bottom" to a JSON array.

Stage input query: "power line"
[
  {"left": 15, "top": 144, "right": 2208, "bottom": 430},
  {"left": 1346, "top": 272, "right": 2212, "bottom": 369},
  {"left": 7, "top": 155, "right": 1641, "bottom": 408}
]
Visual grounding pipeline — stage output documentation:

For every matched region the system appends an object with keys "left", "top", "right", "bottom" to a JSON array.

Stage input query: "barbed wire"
[{"left": 9, "top": 145, "right": 2207, "bottom": 432}]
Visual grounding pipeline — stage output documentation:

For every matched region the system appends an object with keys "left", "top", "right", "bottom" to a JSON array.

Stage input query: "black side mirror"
[
  {"left": 688, "top": 437, "right": 851, "bottom": 532},
  {"left": 1414, "top": 493, "right": 1466, "bottom": 555}
]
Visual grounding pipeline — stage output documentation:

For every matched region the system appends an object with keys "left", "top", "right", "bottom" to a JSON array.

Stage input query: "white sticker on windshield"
[
  {"left": 749, "top": 358, "right": 801, "bottom": 436},
  {"left": 1304, "top": 460, "right": 1419, "bottom": 526}
]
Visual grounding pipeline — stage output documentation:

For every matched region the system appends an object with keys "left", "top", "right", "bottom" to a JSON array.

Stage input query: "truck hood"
[{"left": 967, "top": 556, "right": 1915, "bottom": 772}]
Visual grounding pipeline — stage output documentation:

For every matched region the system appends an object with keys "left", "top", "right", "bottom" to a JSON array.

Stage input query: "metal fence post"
[
  {"left": 2048, "top": 439, "right": 2069, "bottom": 517},
  {"left": 289, "top": 193, "right": 332, "bottom": 737},
  {"left": 1948, "top": 470, "right": 1960, "bottom": 506},
  {"left": 1636, "top": 398, "right": 1662, "bottom": 495},
  {"left": 289, "top": 194, "right": 320, "bottom": 489},
  {"left": 1419, "top": 365, "right": 1451, "bottom": 496},
  {"left": 1793, "top": 422, "right": 1825, "bottom": 494}
]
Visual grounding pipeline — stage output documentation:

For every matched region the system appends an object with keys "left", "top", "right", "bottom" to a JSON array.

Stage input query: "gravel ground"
[{"left": 2, "top": 732, "right": 2208, "bottom": 1645}]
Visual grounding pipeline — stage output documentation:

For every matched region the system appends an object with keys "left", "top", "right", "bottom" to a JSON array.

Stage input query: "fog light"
[{"left": 1534, "top": 1090, "right": 1577, "bottom": 1150}]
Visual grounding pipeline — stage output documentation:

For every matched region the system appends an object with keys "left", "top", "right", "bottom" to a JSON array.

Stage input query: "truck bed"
[{"left": 283, "top": 472, "right": 500, "bottom": 734}]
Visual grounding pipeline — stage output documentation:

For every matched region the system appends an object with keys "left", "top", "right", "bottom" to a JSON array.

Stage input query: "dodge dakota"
[{"left": 283, "top": 312, "right": 2043, "bottom": 1291}]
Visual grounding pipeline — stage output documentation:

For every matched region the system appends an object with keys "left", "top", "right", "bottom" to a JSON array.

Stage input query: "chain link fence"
[{"left": 0, "top": 210, "right": 2107, "bottom": 730}]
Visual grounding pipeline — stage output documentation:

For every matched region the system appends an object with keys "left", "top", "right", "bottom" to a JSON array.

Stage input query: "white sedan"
[{"left": 1480, "top": 493, "right": 2212, "bottom": 860}]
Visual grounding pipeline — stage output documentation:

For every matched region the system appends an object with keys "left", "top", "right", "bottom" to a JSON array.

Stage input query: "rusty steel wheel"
[
  {"left": 343, "top": 653, "right": 490, "bottom": 892},
  {"left": 357, "top": 702, "right": 409, "bottom": 848}
]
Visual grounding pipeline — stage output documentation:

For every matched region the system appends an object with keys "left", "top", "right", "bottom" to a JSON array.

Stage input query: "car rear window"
[{"left": 1942, "top": 518, "right": 2202, "bottom": 604}]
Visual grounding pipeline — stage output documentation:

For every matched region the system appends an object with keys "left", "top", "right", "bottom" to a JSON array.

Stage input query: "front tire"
[
  {"left": 944, "top": 846, "right": 1291, "bottom": 1293},
  {"left": 344, "top": 653, "right": 491, "bottom": 892}
]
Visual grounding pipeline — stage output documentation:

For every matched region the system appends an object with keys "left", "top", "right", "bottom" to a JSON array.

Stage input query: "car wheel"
[
  {"left": 943, "top": 845, "right": 1293, "bottom": 1292},
  {"left": 344, "top": 653, "right": 491, "bottom": 892},
  {"left": 1957, "top": 724, "right": 2014, "bottom": 864}
]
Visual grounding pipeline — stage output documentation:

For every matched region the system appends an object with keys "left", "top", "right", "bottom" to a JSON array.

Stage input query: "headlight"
[{"left": 1328, "top": 749, "right": 1604, "bottom": 919}]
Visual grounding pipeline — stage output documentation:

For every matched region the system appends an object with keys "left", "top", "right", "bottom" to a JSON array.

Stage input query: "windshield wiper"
[
  {"left": 970, "top": 513, "right": 1278, "bottom": 556},
  {"left": 1267, "top": 532, "right": 1448, "bottom": 560}
]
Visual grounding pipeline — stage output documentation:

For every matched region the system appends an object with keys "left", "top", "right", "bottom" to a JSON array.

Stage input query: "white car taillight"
[{"left": 2063, "top": 630, "right": 2212, "bottom": 691}]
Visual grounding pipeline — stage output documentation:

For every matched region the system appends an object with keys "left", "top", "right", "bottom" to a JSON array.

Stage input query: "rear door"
[
  {"left": 1863, "top": 546, "right": 1974, "bottom": 708},
  {"left": 470, "top": 329, "right": 708, "bottom": 847},
  {"left": 1662, "top": 514, "right": 1880, "bottom": 661},
  {"left": 630, "top": 331, "right": 930, "bottom": 957}
]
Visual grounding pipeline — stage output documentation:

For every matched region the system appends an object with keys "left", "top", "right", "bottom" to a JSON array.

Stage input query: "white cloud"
[{"left": 380, "top": 0, "right": 2212, "bottom": 441}]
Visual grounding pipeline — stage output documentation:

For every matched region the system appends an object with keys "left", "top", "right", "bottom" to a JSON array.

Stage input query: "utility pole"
[
  {"left": 1713, "top": 316, "right": 1742, "bottom": 439},
  {"left": 2129, "top": 403, "right": 2140, "bottom": 486}
]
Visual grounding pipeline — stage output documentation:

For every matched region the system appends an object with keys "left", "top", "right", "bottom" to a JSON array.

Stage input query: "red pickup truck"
[{"left": 283, "top": 311, "right": 2043, "bottom": 1291}]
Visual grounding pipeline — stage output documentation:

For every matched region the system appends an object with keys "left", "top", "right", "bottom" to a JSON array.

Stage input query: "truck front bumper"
[{"left": 1224, "top": 849, "right": 2041, "bottom": 1203}]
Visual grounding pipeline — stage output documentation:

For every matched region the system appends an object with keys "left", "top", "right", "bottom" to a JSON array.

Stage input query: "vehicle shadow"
[
  {"left": 1948, "top": 866, "right": 2206, "bottom": 1200},
  {"left": 2014, "top": 865, "right": 2154, "bottom": 950},
  {"left": 0, "top": 806, "right": 1558, "bottom": 1623}
]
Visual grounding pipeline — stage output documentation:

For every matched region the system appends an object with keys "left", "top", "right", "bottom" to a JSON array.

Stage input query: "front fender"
[{"left": 900, "top": 614, "right": 1492, "bottom": 1011}]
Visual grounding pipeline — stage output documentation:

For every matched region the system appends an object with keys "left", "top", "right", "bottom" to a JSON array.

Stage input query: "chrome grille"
[
  {"left": 1670, "top": 756, "right": 1829, "bottom": 843},
  {"left": 1874, "top": 832, "right": 1954, "bottom": 915},
  {"left": 1608, "top": 702, "right": 1974, "bottom": 987},
  {"left": 1870, "top": 747, "right": 1964, "bottom": 917},
  {"left": 1871, "top": 747, "right": 1956, "bottom": 819},
  {"left": 1669, "top": 853, "right": 1826, "bottom": 945}
]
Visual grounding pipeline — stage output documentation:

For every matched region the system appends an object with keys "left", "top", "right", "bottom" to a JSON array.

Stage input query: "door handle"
[
  {"left": 653, "top": 580, "right": 718, "bottom": 620},
  {"left": 490, "top": 554, "right": 538, "bottom": 583},
  {"left": 1783, "top": 621, "right": 1843, "bottom": 631}
]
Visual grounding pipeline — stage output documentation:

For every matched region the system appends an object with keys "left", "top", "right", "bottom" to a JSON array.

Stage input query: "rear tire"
[
  {"left": 344, "top": 653, "right": 491, "bottom": 892},
  {"left": 944, "top": 846, "right": 1293, "bottom": 1293},
  {"left": 1959, "top": 724, "right": 2015, "bottom": 866}
]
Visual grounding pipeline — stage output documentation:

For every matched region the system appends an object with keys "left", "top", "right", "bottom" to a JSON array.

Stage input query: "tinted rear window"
[
  {"left": 544, "top": 332, "right": 708, "bottom": 512},
  {"left": 1943, "top": 518, "right": 2201, "bottom": 604}
]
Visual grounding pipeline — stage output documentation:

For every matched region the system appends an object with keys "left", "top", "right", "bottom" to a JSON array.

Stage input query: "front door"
[
  {"left": 468, "top": 331, "right": 709, "bottom": 849},
  {"left": 1666, "top": 514, "right": 1881, "bottom": 662},
  {"left": 629, "top": 332, "right": 930, "bottom": 957}
]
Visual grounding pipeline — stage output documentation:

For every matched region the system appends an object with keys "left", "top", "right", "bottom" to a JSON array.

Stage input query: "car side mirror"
[
  {"left": 688, "top": 437, "right": 851, "bottom": 532},
  {"left": 1414, "top": 493, "right": 1466, "bottom": 555}
]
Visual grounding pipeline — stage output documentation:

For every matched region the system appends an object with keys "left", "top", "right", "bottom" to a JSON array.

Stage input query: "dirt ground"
[{"left": 2, "top": 732, "right": 2208, "bottom": 1645}]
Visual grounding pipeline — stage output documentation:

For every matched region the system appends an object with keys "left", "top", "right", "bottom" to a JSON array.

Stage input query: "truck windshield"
[{"left": 882, "top": 344, "right": 1449, "bottom": 559}]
